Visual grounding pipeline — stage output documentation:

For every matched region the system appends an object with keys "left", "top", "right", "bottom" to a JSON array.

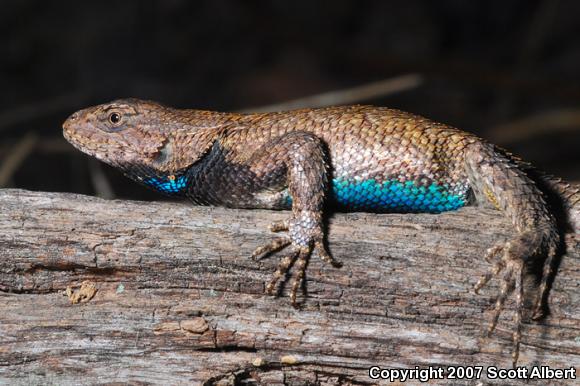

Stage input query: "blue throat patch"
[{"left": 144, "top": 175, "right": 188, "bottom": 195}]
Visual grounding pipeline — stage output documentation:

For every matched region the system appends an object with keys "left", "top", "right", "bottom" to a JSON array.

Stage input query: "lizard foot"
[
  {"left": 474, "top": 238, "right": 527, "bottom": 368},
  {"left": 252, "top": 220, "right": 342, "bottom": 307}
]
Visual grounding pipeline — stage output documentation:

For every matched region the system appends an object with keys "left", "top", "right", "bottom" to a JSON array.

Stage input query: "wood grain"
[{"left": 0, "top": 189, "right": 578, "bottom": 385}]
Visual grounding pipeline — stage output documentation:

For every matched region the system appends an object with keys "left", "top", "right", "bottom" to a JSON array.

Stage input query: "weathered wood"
[{"left": 0, "top": 189, "right": 578, "bottom": 385}]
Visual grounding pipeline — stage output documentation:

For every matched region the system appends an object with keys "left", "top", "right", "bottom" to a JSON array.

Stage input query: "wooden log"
[{"left": 0, "top": 189, "right": 578, "bottom": 385}]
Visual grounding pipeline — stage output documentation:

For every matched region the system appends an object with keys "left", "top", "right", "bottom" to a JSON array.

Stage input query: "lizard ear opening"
[{"left": 155, "top": 127, "right": 223, "bottom": 173}]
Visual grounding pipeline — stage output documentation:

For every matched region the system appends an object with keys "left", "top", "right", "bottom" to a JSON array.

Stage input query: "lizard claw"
[{"left": 315, "top": 240, "right": 342, "bottom": 268}]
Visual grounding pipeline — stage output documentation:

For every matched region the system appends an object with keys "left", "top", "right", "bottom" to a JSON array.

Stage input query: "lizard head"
[{"left": 63, "top": 98, "right": 224, "bottom": 194}]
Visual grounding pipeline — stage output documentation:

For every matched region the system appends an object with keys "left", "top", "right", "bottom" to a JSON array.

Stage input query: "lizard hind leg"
[{"left": 465, "top": 141, "right": 560, "bottom": 366}]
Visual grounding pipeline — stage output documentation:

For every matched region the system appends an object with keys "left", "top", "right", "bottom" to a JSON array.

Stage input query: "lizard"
[{"left": 62, "top": 98, "right": 579, "bottom": 367}]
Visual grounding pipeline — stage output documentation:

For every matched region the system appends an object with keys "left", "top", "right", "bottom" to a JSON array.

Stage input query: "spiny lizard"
[{"left": 63, "top": 99, "right": 579, "bottom": 366}]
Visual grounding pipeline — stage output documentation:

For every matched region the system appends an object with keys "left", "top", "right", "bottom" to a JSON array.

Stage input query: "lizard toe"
[
  {"left": 265, "top": 246, "right": 300, "bottom": 295},
  {"left": 478, "top": 237, "right": 527, "bottom": 367},
  {"left": 268, "top": 220, "right": 289, "bottom": 232},
  {"left": 251, "top": 236, "right": 291, "bottom": 260}
]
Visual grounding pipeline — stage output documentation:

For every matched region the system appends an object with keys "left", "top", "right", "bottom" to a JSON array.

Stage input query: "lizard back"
[{"left": 215, "top": 106, "right": 477, "bottom": 212}]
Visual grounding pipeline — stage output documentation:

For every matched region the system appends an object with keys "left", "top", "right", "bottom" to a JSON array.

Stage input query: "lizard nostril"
[{"left": 63, "top": 112, "right": 80, "bottom": 132}]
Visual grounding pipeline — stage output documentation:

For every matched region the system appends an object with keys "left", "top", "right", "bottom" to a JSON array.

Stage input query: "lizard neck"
[
  {"left": 145, "top": 109, "right": 233, "bottom": 175},
  {"left": 118, "top": 112, "right": 231, "bottom": 199}
]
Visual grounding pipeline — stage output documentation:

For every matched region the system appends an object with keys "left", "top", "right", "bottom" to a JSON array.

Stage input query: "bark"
[{"left": 0, "top": 189, "right": 578, "bottom": 385}]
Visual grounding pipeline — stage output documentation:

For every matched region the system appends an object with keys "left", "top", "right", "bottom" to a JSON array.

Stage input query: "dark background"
[{"left": 1, "top": 0, "right": 579, "bottom": 201}]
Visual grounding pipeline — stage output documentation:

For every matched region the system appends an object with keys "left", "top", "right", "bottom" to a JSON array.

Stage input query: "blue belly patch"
[
  {"left": 331, "top": 178, "right": 466, "bottom": 212},
  {"left": 145, "top": 175, "right": 188, "bottom": 194}
]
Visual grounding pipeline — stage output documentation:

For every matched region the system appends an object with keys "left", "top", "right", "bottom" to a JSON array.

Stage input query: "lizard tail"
[
  {"left": 497, "top": 146, "right": 580, "bottom": 234},
  {"left": 529, "top": 173, "right": 580, "bottom": 233}
]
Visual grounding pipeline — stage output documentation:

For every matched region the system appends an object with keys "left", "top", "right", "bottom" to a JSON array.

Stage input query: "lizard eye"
[{"left": 108, "top": 112, "right": 122, "bottom": 125}]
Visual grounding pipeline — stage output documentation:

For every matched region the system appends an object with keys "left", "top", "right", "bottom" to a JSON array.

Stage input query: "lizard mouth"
[
  {"left": 63, "top": 110, "right": 91, "bottom": 148},
  {"left": 62, "top": 120, "right": 97, "bottom": 156}
]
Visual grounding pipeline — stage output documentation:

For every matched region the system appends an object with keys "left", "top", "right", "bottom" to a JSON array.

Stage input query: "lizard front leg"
[
  {"left": 465, "top": 141, "right": 559, "bottom": 366},
  {"left": 248, "top": 131, "right": 341, "bottom": 307}
]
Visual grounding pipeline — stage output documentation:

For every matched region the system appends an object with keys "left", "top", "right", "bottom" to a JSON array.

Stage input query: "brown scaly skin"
[{"left": 63, "top": 98, "right": 579, "bottom": 367}]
